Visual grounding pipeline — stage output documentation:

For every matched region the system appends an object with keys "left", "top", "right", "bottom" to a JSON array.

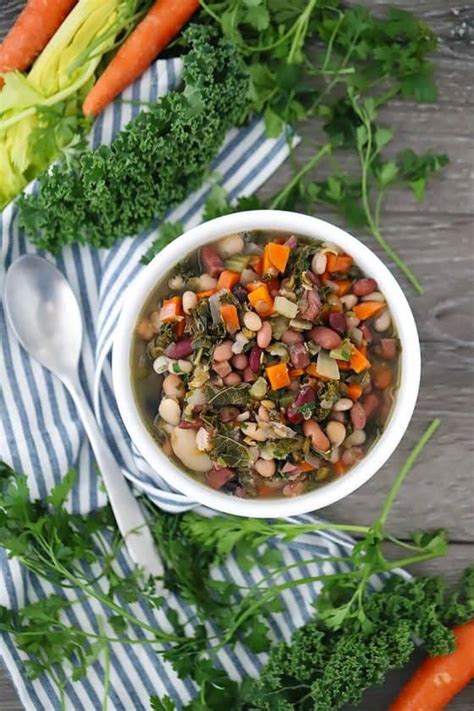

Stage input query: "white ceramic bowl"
[{"left": 113, "top": 210, "right": 420, "bottom": 517}]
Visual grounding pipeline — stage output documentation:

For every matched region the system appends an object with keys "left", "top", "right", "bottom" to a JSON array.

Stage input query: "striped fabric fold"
[{"left": 0, "top": 57, "right": 390, "bottom": 710}]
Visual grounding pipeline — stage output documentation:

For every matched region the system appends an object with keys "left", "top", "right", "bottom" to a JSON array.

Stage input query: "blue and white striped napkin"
[{"left": 0, "top": 57, "right": 389, "bottom": 710}]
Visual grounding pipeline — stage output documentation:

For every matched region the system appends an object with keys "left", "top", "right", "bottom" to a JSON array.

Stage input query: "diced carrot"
[
  {"left": 257, "top": 484, "right": 277, "bottom": 497},
  {"left": 265, "top": 242, "right": 290, "bottom": 273},
  {"left": 83, "top": 0, "right": 200, "bottom": 117},
  {"left": 160, "top": 296, "right": 182, "bottom": 323},
  {"left": 326, "top": 253, "right": 353, "bottom": 274},
  {"left": 333, "top": 279, "right": 352, "bottom": 296},
  {"left": 266, "top": 362, "right": 290, "bottom": 390},
  {"left": 174, "top": 319, "right": 186, "bottom": 338},
  {"left": 217, "top": 270, "right": 240, "bottom": 291},
  {"left": 297, "top": 461, "right": 315, "bottom": 472},
  {"left": 334, "top": 459, "right": 347, "bottom": 476},
  {"left": 350, "top": 345, "right": 371, "bottom": 374},
  {"left": 306, "top": 363, "right": 318, "bottom": 378},
  {"left": 353, "top": 301, "right": 385, "bottom": 320},
  {"left": 372, "top": 364, "right": 393, "bottom": 389},
  {"left": 346, "top": 383, "right": 363, "bottom": 400},
  {"left": 337, "top": 359, "right": 351, "bottom": 371},
  {"left": 220, "top": 304, "right": 240, "bottom": 334},
  {"left": 248, "top": 284, "right": 273, "bottom": 316},
  {"left": 245, "top": 281, "right": 263, "bottom": 293},
  {"left": 196, "top": 289, "right": 217, "bottom": 300},
  {"left": 262, "top": 246, "right": 274, "bottom": 275},
  {"left": 249, "top": 255, "right": 263, "bottom": 276},
  {"left": 289, "top": 368, "right": 305, "bottom": 378}
]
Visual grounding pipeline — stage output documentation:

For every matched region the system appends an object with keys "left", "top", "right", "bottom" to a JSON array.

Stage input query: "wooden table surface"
[{"left": 1, "top": 1, "right": 473, "bottom": 709}]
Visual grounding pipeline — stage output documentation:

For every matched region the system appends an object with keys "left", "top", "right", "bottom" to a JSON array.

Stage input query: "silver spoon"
[{"left": 4, "top": 254, "right": 163, "bottom": 579}]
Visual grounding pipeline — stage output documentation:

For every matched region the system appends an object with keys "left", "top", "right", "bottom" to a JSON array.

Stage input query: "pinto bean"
[
  {"left": 213, "top": 360, "right": 232, "bottom": 378},
  {"left": 333, "top": 398, "right": 353, "bottom": 412},
  {"left": 281, "top": 329, "right": 304, "bottom": 345},
  {"left": 362, "top": 393, "right": 379, "bottom": 419},
  {"left": 329, "top": 312, "right": 347, "bottom": 334},
  {"left": 243, "top": 366, "right": 257, "bottom": 383},
  {"left": 162, "top": 374, "right": 185, "bottom": 399},
  {"left": 223, "top": 372, "right": 242, "bottom": 386},
  {"left": 213, "top": 340, "right": 234, "bottom": 362},
  {"left": 255, "top": 459, "right": 276, "bottom": 477},
  {"left": 232, "top": 353, "right": 248, "bottom": 370},
  {"left": 283, "top": 481, "right": 305, "bottom": 497},
  {"left": 350, "top": 401, "right": 367, "bottom": 430},
  {"left": 304, "top": 419, "right": 330, "bottom": 452},
  {"left": 309, "top": 326, "right": 341, "bottom": 350},
  {"left": 380, "top": 338, "right": 397, "bottom": 359},
  {"left": 257, "top": 322, "right": 272, "bottom": 349},
  {"left": 352, "top": 278, "right": 377, "bottom": 296},
  {"left": 182, "top": 291, "right": 198, "bottom": 314},
  {"left": 165, "top": 338, "right": 193, "bottom": 359},
  {"left": 311, "top": 252, "right": 327, "bottom": 275},
  {"left": 359, "top": 323, "right": 373, "bottom": 343},
  {"left": 326, "top": 421, "right": 346, "bottom": 447}
]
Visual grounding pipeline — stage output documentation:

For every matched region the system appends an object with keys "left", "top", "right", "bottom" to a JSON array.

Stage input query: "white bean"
[
  {"left": 344, "top": 429, "right": 366, "bottom": 447},
  {"left": 241, "top": 269, "right": 259, "bottom": 286},
  {"left": 159, "top": 397, "right": 181, "bottom": 425},
  {"left": 254, "top": 458, "right": 276, "bottom": 477},
  {"left": 243, "top": 311, "right": 262, "bottom": 331},
  {"left": 217, "top": 233, "right": 245, "bottom": 257},
  {"left": 361, "top": 291, "right": 385, "bottom": 302},
  {"left": 197, "top": 274, "right": 218, "bottom": 291},
  {"left": 177, "top": 359, "right": 193, "bottom": 374},
  {"left": 329, "top": 447, "right": 340, "bottom": 464},
  {"left": 153, "top": 356, "right": 169, "bottom": 374},
  {"left": 374, "top": 309, "right": 391, "bottom": 332},
  {"left": 168, "top": 274, "right": 184, "bottom": 290},
  {"left": 311, "top": 252, "right": 327, "bottom": 275},
  {"left": 333, "top": 398, "right": 354, "bottom": 412},
  {"left": 341, "top": 294, "right": 358, "bottom": 310},
  {"left": 170, "top": 427, "right": 212, "bottom": 472},
  {"left": 326, "top": 420, "right": 346, "bottom": 447},
  {"left": 345, "top": 314, "right": 361, "bottom": 329},
  {"left": 182, "top": 291, "right": 198, "bottom": 314}
]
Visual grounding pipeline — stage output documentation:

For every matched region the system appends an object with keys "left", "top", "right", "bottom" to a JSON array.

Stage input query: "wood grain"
[{"left": 1, "top": 0, "right": 473, "bottom": 709}]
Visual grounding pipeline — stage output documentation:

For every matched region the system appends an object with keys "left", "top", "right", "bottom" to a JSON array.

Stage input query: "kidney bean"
[
  {"left": 249, "top": 345, "right": 263, "bottom": 373},
  {"left": 178, "top": 419, "right": 205, "bottom": 429},
  {"left": 310, "top": 326, "right": 341, "bottom": 350},
  {"left": 213, "top": 360, "right": 232, "bottom": 378},
  {"left": 350, "top": 401, "right": 367, "bottom": 430},
  {"left": 353, "top": 278, "right": 377, "bottom": 296},
  {"left": 380, "top": 338, "right": 397, "bottom": 359},
  {"left": 200, "top": 245, "right": 224, "bottom": 277},
  {"left": 165, "top": 338, "right": 193, "bottom": 359},
  {"left": 232, "top": 353, "right": 248, "bottom": 370},
  {"left": 362, "top": 393, "right": 379, "bottom": 419},
  {"left": 213, "top": 340, "right": 233, "bottom": 362},
  {"left": 207, "top": 467, "right": 235, "bottom": 489},
  {"left": 304, "top": 419, "right": 330, "bottom": 451},
  {"left": 223, "top": 372, "right": 242, "bottom": 386},
  {"left": 289, "top": 342, "right": 310, "bottom": 369},
  {"left": 243, "top": 366, "right": 257, "bottom": 383},
  {"left": 294, "top": 386, "right": 315, "bottom": 409},
  {"left": 220, "top": 406, "right": 240, "bottom": 423},
  {"left": 281, "top": 329, "right": 304, "bottom": 345},
  {"left": 286, "top": 407, "right": 303, "bottom": 425},
  {"left": 329, "top": 312, "right": 347, "bottom": 334}
]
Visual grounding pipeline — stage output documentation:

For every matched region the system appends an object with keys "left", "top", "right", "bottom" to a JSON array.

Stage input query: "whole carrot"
[
  {"left": 83, "top": 0, "right": 200, "bottom": 117},
  {"left": 389, "top": 620, "right": 474, "bottom": 711},
  {"left": 0, "top": 0, "right": 77, "bottom": 85}
]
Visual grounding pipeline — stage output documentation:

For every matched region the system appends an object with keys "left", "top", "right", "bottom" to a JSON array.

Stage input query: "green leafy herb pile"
[
  {"left": 17, "top": 25, "right": 249, "bottom": 252},
  {"left": 1, "top": 420, "right": 473, "bottom": 710}
]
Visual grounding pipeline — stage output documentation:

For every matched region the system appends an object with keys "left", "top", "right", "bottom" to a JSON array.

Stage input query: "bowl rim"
[{"left": 112, "top": 209, "right": 421, "bottom": 517}]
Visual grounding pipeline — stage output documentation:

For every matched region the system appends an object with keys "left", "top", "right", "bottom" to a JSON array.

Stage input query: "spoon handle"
[{"left": 66, "top": 378, "right": 163, "bottom": 579}]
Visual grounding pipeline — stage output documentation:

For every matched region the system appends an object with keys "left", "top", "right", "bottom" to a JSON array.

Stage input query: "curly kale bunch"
[
  {"left": 247, "top": 569, "right": 474, "bottom": 711},
  {"left": 18, "top": 25, "right": 249, "bottom": 252}
]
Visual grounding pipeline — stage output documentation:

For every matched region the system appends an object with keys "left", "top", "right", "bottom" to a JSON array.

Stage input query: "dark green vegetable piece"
[{"left": 18, "top": 26, "right": 249, "bottom": 252}]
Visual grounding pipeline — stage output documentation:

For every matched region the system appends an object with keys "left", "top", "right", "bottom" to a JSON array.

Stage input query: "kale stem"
[
  {"left": 378, "top": 419, "right": 441, "bottom": 529},
  {"left": 269, "top": 143, "right": 332, "bottom": 209}
]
